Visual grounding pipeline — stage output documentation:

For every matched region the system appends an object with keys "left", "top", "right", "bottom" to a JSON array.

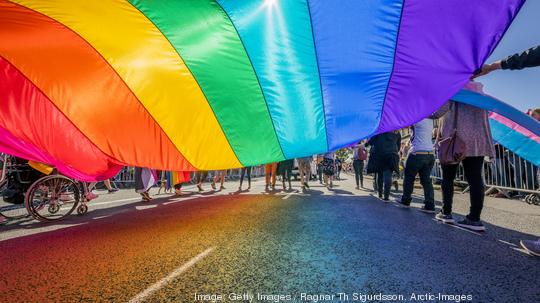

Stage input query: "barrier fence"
[
  {"left": 111, "top": 166, "right": 267, "bottom": 187},
  {"left": 431, "top": 150, "right": 539, "bottom": 196}
]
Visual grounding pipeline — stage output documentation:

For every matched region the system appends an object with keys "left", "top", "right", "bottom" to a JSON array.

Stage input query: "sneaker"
[
  {"left": 108, "top": 188, "right": 119, "bottom": 193},
  {"left": 419, "top": 205, "right": 436, "bottom": 213},
  {"left": 520, "top": 239, "right": 540, "bottom": 257},
  {"left": 435, "top": 211, "right": 455, "bottom": 224},
  {"left": 383, "top": 197, "right": 390, "bottom": 202},
  {"left": 355, "top": 186, "right": 359, "bottom": 190},
  {"left": 456, "top": 217, "right": 486, "bottom": 232},
  {"left": 85, "top": 192, "right": 99, "bottom": 201},
  {"left": 197, "top": 184, "right": 203, "bottom": 192},
  {"left": 304, "top": 182, "right": 310, "bottom": 189}
]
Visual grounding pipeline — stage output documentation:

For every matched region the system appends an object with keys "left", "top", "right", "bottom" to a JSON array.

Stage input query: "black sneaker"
[
  {"left": 435, "top": 211, "right": 455, "bottom": 224},
  {"left": 419, "top": 205, "right": 436, "bottom": 213},
  {"left": 456, "top": 217, "right": 486, "bottom": 232}
]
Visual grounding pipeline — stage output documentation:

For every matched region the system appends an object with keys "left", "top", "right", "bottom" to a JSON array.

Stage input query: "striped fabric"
[{"left": 0, "top": 0, "right": 525, "bottom": 180}]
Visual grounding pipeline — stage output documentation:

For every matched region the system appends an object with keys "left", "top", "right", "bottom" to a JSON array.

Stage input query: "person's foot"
[
  {"left": 108, "top": 188, "right": 119, "bottom": 193},
  {"left": 383, "top": 196, "right": 390, "bottom": 202},
  {"left": 435, "top": 211, "right": 455, "bottom": 224},
  {"left": 304, "top": 182, "right": 309, "bottom": 188},
  {"left": 85, "top": 192, "right": 99, "bottom": 201},
  {"left": 456, "top": 217, "right": 486, "bottom": 232},
  {"left": 238, "top": 186, "right": 242, "bottom": 191},
  {"left": 355, "top": 186, "right": 360, "bottom": 190},
  {"left": 140, "top": 192, "right": 151, "bottom": 202},
  {"left": 282, "top": 183, "right": 286, "bottom": 190},
  {"left": 197, "top": 184, "right": 203, "bottom": 192},
  {"left": 211, "top": 182, "right": 216, "bottom": 190},
  {"left": 220, "top": 185, "right": 225, "bottom": 190},
  {"left": 419, "top": 205, "right": 436, "bottom": 214},
  {"left": 272, "top": 185, "right": 275, "bottom": 190},
  {"left": 247, "top": 185, "right": 251, "bottom": 190},
  {"left": 520, "top": 239, "right": 540, "bottom": 257},
  {"left": 265, "top": 185, "right": 269, "bottom": 191}
]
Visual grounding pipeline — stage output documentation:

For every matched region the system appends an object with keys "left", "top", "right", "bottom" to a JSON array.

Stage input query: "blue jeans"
[{"left": 401, "top": 154, "right": 435, "bottom": 207}]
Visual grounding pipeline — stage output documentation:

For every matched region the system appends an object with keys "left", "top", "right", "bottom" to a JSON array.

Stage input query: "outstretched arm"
[{"left": 473, "top": 45, "right": 540, "bottom": 78}]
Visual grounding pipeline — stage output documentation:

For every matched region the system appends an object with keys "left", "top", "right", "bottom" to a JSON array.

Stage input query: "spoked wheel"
[{"left": 25, "top": 175, "right": 80, "bottom": 222}]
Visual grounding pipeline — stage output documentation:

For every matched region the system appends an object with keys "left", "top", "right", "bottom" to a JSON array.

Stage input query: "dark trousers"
[
  {"left": 401, "top": 154, "right": 435, "bottom": 207},
  {"left": 240, "top": 167, "right": 251, "bottom": 187},
  {"left": 377, "top": 170, "right": 392, "bottom": 199},
  {"left": 353, "top": 160, "right": 364, "bottom": 187},
  {"left": 317, "top": 164, "right": 323, "bottom": 183},
  {"left": 441, "top": 156, "right": 485, "bottom": 221}
]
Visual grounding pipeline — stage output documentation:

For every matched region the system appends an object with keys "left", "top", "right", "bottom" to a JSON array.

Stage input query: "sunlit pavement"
[{"left": 0, "top": 175, "right": 539, "bottom": 303}]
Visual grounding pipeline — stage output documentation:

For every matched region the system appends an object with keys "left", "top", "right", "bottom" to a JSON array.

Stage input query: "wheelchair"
[{"left": 1, "top": 154, "right": 90, "bottom": 222}]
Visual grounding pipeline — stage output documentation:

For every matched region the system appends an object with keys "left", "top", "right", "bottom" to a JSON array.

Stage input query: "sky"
[{"left": 479, "top": 0, "right": 540, "bottom": 111}]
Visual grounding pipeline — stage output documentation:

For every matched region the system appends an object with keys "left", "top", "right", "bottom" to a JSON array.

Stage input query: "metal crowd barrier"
[
  {"left": 111, "top": 165, "right": 267, "bottom": 187},
  {"left": 431, "top": 150, "right": 540, "bottom": 196}
]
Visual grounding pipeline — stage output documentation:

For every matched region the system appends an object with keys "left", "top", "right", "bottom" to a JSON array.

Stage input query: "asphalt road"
[{"left": 0, "top": 175, "right": 539, "bottom": 303}]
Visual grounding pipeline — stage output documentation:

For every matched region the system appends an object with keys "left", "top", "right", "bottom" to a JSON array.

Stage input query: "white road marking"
[
  {"left": 135, "top": 205, "right": 157, "bottom": 210},
  {"left": 128, "top": 247, "right": 215, "bottom": 303},
  {"left": 91, "top": 197, "right": 141, "bottom": 206},
  {"left": 282, "top": 193, "right": 295, "bottom": 200}
]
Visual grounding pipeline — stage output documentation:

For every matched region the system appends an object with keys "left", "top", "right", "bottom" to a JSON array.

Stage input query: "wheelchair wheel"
[{"left": 25, "top": 175, "right": 80, "bottom": 222}]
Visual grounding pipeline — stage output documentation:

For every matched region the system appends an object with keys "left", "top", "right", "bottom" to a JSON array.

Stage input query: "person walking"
[
  {"left": 352, "top": 142, "right": 368, "bottom": 189},
  {"left": 195, "top": 171, "right": 208, "bottom": 192},
  {"left": 211, "top": 170, "right": 226, "bottom": 191},
  {"left": 277, "top": 159, "right": 294, "bottom": 191},
  {"left": 335, "top": 158, "right": 342, "bottom": 180},
  {"left": 239, "top": 166, "right": 252, "bottom": 191},
  {"left": 297, "top": 156, "right": 312, "bottom": 190},
  {"left": 431, "top": 83, "right": 495, "bottom": 231},
  {"left": 265, "top": 162, "right": 278, "bottom": 191},
  {"left": 476, "top": 45, "right": 540, "bottom": 252},
  {"left": 398, "top": 118, "right": 436, "bottom": 212},
  {"left": 321, "top": 152, "right": 336, "bottom": 189},
  {"left": 316, "top": 155, "right": 324, "bottom": 184},
  {"left": 367, "top": 131, "right": 401, "bottom": 201},
  {"left": 134, "top": 167, "right": 157, "bottom": 202}
]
